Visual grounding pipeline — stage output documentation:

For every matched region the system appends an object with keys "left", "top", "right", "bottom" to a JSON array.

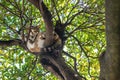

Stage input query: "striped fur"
[{"left": 25, "top": 26, "right": 61, "bottom": 53}]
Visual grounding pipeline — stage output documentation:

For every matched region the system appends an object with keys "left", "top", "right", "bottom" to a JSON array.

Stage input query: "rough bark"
[{"left": 99, "top": 0, "right": 120, "bottom": 80}]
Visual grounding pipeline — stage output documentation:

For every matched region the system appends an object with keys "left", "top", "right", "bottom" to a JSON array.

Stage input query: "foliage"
[{"left": 0, "top": 0, "right": 105, "bottom": 80}]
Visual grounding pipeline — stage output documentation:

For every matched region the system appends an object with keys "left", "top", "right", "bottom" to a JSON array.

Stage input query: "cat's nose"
[{"left": 31, "top": 36, "right": 34, "bottom": 38}]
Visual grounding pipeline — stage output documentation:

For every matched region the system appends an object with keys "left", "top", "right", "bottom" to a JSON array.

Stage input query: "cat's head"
[{"left": 28, "top": 26, "right": 40, "bottom": 42}]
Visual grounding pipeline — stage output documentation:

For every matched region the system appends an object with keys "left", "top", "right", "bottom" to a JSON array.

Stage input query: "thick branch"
[
  {"left": 0, "top": 39, "right": 27, "bottom": 50},
  {"left": 40, "top": 52, "right": 83, "bottom": 80},
  {"left": 39, "top": 1, "right": 53, "bottom": 32},
  {"left": 0, "top": 39, "right": 22, "bottom": 47}
]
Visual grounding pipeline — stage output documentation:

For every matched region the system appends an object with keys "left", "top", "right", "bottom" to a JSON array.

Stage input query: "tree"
[
  {"left": 99, "top": 0, "right": 120, "bottom": 80},
  {"left": 0, "top": 0, "right": 105, "bottom": 80}
]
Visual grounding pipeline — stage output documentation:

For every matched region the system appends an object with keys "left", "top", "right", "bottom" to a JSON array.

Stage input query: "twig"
[
  {"left": 14, "top": 0, "right": 21, "bottom": 12},
  {"left": 65, "top": 10, "right": 84, "bottom": 26},
  {"left": 51, "top": 0, "right": 61, "bottom": 23},
  {"left": 66, "top": 0, "right": 80, "bottom": 22},
  {"left": 66, "top": 18, "right": 105, "bottom": 39},
  {"left": 63, "top": 50, "right": 87, "bottom": 80},
  {"left": 63, "top": 51, "right": 77, "bottom": 72},
  {"left": 27, "top": 56, "right": 38, "bottom": 79},
  {"left": 3, "top": 20, "right": 19, "bottom": 34},
  {"left": 71, "top": 35, "right": 99, "bottom": 78},
  {"left": 6, "top": 0, "right": 19, "bottom": 10},
  {"left": 0, "top": 3, "right": 20, "bottom": 17}
]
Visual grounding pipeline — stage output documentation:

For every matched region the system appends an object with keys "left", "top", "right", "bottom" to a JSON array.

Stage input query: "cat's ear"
[
  {"left": 26, "top": 25, "right": 34, "bottom": 33},
  {"left": 53, "top": 32, "right": 59, "bottom": 40},
  {"left": 26, "top": 27, "right": 31, "bottom": 33},
  {"left": 25, "top": 23, "right": 32, "bottom": 33},
  {"left": 36, "top": 25, "right": 40, "bottom": 29}
]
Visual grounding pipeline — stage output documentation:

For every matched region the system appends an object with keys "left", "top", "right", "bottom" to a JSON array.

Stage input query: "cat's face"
[
  {"left": 28, "top": 26, "right": 40, "bottom": 42},
  {"left": 27, "top": 32, "right": 46, "bottom": 52},
  {"left": 26, "top": 27, "right": 62, "bottom": 53}
]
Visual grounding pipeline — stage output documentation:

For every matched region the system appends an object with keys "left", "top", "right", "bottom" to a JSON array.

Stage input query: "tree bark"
[
  {"left": 99, "top": 0, "right": 120, "bottom": 80},
  {"left": 39, "top": 52, "right": 83, "bottom": 80}
]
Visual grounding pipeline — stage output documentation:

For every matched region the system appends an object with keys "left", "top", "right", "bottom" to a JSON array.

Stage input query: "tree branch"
[
  {"left": 51, "top": 0, "right": 61, "bottom": 23},
  {"left": 0, "top": 3, "right": 20, "bottom": 17},
  {"left": 66, "top": 0, "right": 80, "bottom": 22},
  {"left": 63, "top": 51, "right": 77, "bottom": 72},
  {"left": 28, "top": 0, "right": 40, "bottom": 9},
  {"left": 71, "top": 35, "right": 99, "bottom": 78},
  {"left": 65, "top": 10, "right": 84, "bottom": 26},
  {"left": 39, "top": 1, "right": 53, "bottom": 33},
  {"left": 39, "top": 52, "right": 83, "bottom": 80},
  {"left": 0, "top": 39, "right": 21, "bottom": 46},
  {"left": 0, "top": 39, "right": 27, "bottom": 50}
]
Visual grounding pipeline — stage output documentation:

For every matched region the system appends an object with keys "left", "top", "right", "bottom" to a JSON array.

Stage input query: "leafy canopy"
[{"left": 0, "top": 0, "right": 105, "bottom": 80}]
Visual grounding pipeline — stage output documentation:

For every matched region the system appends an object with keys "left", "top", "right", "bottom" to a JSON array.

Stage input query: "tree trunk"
[{"left": 99, "top": 0, "right": 120, "bottom": 80}]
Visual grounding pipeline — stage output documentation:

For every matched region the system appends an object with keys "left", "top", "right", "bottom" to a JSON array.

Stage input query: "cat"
[{"left": 24, "top": 26, "right": 62, "bottom": 53}]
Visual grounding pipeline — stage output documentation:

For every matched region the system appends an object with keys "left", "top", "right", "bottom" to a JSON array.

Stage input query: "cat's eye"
[
  {"left": 54, "top": 33, "right": 57, "bottom": 36},
  {"left": 42, "top": 37, "right": 46, "bottom": 39},
  {"left": 31, "top": 36, "right": 34, "bottom": 38}
]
